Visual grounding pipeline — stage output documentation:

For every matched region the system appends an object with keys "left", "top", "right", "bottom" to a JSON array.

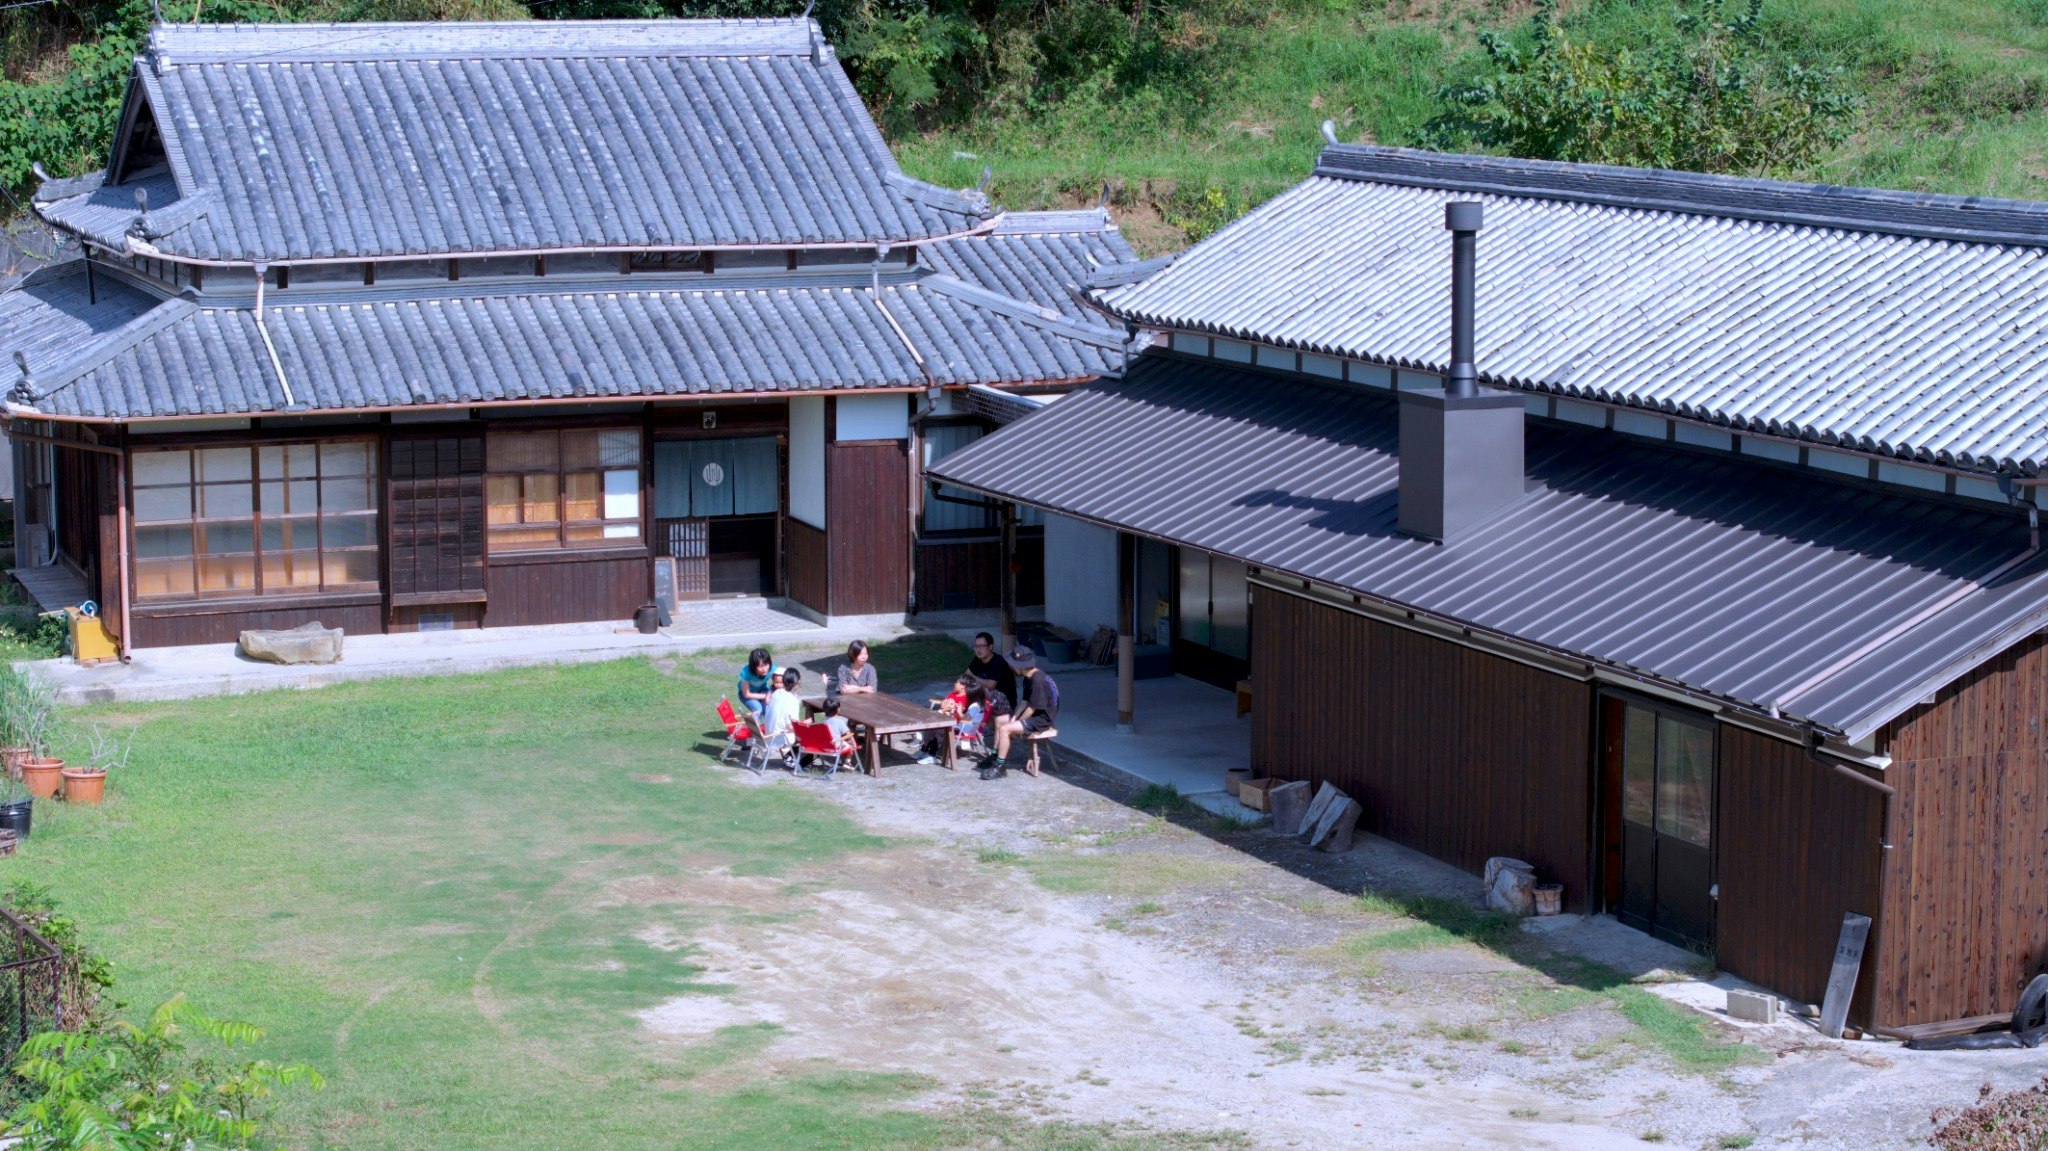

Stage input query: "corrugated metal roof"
[
  {"left": 924, "top": 209, "right": 1138, "bottom": 322},
  {"left": 1093, "top": 144, "right": 2048, "bottom": 475},
  {"left": 35, "top": 19, "right": 990, "bottom": 261},
  {"left": 927, "top": 353, "right": 2048, "bottom": 740},
  {"left": 7, "top": 265, "right": 1123, "bottom": 420}
]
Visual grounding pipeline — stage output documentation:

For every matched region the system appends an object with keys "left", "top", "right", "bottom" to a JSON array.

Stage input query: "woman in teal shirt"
[{"left": 737, "top": 647, "right": 776, "bottom": 716}]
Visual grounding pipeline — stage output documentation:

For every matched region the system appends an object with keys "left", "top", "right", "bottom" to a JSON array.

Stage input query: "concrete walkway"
[
  {"left": 1047, "top": 667, "right": 1259, "bottom": 822},
  {"left": 25, "top": 598, "right": 893, "bottom": 705}
]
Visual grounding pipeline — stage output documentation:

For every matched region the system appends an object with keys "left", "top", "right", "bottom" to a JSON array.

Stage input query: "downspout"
[
  {"left": 113, "top": 433, "right": 131, "bottom": 662},
  {"left": 1771, "top": 503, "right": 2040, "bottom": 717},
  {"left": 250, "top": 265, "right": 299, "bottom": 409}
]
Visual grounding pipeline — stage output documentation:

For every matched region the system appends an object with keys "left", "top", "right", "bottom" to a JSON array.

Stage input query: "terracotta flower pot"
[
  {"left": 1, "top": 748, "right": 27, "bottom": 781},
  {"left": 60, "top": 768, "right": 105, "bottom": 806},
  {"left": 19, "top": 757, "right": 63, "bottom": 799}
]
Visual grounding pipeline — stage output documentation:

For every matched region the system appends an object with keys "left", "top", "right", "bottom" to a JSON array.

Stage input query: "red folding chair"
[
  {"left": 716, "top": 698, "right": 758, "bottom": 768},
  {"left": 791, "top": 720, "right": 853, "bottom": 778}
]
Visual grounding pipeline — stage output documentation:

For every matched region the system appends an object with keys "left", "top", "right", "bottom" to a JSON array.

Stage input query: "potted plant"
[
  {"left": 62, "top": 724, "right": 125, "bottom": 806},
  {"left": 0, "top": 670, "right": 29, "bottom": 779},
  {"left": 0, "top": 757, "right": 32, "bottom": 838},
  {"left": 12, "top": 677, "right": 62, "bottom": 800}
]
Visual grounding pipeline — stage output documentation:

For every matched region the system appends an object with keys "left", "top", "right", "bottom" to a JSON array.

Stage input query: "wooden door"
[
  {"left": 387, "top": 435, "right": 486, "bottom": 608},
  {"left": 1606, "top": 694, "right": 1716, "bottom": 950}
]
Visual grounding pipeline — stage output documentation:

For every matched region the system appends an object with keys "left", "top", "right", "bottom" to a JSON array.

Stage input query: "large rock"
[{"left": 239, "top": 622, "right": 344, "bottom": 665}]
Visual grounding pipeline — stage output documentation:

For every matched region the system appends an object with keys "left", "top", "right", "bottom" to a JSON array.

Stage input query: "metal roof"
[
  {"left": 3, "top": 261, "right": 1123, "bottom": 420},
  {"left": 1093, "top": 144, "right": 2048, "bottom": 475},
  {"left": 927, "top": 352, "right": 2048, "bottom": 740},
  {"left": 34, "top": 19, "right": 990, "bottom": 262},
  {"left": 924, "top": 209, "right": 1138, "bottom": 322}
]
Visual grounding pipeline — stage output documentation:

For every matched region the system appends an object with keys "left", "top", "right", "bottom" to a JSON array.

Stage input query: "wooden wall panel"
[
  {"left": 826, "top": 440, "right": 908, "bottom": 616},
  {"left": 1252, "top": 588, "right": 1593, "bottom": 908},
  {"left": 916, "top": 539, "right": 999, "bottom": 611},
  {"left": 1877, "top": 632, "right": 2048, "bottom": 1027},
  {"left": 484, "top": 552, "right": 646, "bottom": 628},
  {"left": 130, "top": 599, "right": 383, "bottom": 648},
  {"left": 1715, "top": 725, "right": 1886, "bottom": 1025},
  {"left": 786, "top": 519, "right": 829, "bottom": 616}
]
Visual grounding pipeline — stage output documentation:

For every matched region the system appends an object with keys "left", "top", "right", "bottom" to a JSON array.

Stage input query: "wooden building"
[
  {"left": 933, "top": 145, "right": 2048, "bottom": 1031},
  {"left": 1, "top": 19, "right": 1136, "bottom": 648}
]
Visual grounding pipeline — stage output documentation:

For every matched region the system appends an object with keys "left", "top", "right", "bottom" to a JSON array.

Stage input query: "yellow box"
[{"left": 64, "top": 609, "right": 118, "bottom": 664}]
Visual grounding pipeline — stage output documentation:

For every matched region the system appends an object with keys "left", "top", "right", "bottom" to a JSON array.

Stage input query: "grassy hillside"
[{"left": 895, "top": 0, "right": 2048, "bottom": 251}]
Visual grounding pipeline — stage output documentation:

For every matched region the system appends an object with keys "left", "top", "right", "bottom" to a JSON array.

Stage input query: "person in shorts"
[{"left": 991, "top": 648, "right": 1057, "bottom": 777}]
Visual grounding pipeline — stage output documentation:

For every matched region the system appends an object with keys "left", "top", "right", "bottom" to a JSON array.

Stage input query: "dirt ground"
[{"left": 630, "top": 730, "right": 2048, "bottom": 1149}]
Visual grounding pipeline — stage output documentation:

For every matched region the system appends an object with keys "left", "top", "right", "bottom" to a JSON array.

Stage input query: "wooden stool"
[{"left": 1025, "top": 727, "right": 1059, "bottom": 775}]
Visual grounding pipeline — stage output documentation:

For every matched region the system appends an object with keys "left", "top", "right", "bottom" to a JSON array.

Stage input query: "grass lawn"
[{"left": 6, "top": 651, "right": 1199, "bottom": 1151}]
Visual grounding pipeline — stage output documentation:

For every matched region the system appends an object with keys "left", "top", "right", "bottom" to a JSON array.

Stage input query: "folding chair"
[
  {"left": 716, "top": 698, "right": 756, "bottom": 766},
  {"left": 743, "top": 708, "right": 791, "bottom": 774},
  {"left": 791, "top": 720, "right": 853, "bottom": 778}
]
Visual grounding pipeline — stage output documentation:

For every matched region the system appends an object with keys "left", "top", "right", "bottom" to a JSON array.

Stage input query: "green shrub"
[{"left": 1422, "top": 0, "right": 1858, "bottom": 177}]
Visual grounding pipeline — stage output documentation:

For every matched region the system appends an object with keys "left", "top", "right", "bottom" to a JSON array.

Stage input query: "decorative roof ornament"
[
  {"left": 802, "top": 0, "right": 820, "bottom": 64},
  {"left": 129, "top": 186, "right": 151, "bottom": 239},
  {"left": 1321, "top": 119, "right": 1339, "bottom": 145},
  {"left": 11, "top": 351, "right": 33, "bottom": 404}
]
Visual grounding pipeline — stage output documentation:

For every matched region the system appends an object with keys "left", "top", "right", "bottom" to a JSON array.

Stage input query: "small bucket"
[
  {"left": 633, "top": 604, "right": 662, "bottom": 635},
  {"left": 1534, "top": 883, "right": 1564, "bottom": 916}
]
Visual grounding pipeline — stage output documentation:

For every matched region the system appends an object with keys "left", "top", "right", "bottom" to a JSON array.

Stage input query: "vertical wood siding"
[
  {"left": 1715, "top": 724, "right": 1886, "bottom": 1025},
  {"left": 1251, "top": 588, "right": 1593, "bottom": 907},
  {"left": 826, "top": 440, "right": 909, "bottom": 616},
  {"left": 786, "top": 518, "right": 830, "bottom": 616},
  {"left": 484, "top": 553, "right": 646, "bottom": 627},
  {"left": 1877, "top": 632, "right": 2048, "bottom": 1027}
]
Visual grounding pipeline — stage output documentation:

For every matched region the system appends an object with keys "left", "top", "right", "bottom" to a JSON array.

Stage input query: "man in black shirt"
[
  {"left": 990, "top": 648, "right": 1058, "bottom": 778},
  {"left": 966, "top": 631, "right": 1017, "bottom": 711}
]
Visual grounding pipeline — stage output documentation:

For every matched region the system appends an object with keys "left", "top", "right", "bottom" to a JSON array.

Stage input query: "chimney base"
[{"left": 1397, "top": 386, "right": 1527, "bottom": 541}]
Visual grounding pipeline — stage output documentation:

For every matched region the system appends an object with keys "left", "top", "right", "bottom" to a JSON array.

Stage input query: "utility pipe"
[{"left": 250, "top": 265, "right": 299, "bottom": 409}]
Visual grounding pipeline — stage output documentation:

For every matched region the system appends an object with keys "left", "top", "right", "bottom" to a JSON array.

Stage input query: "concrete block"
[
  {"left": 1268, "top": 780, "right": 1312, "bottom": 836},
  {"left": 1727, "top": 989, "right": 1779, "bottom": 1024},
  {"left": 1307, "top": 792, "right": 1357, "bottom": 848}
]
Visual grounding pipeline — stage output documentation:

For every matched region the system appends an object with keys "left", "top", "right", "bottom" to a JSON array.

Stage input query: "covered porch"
[{"left": 1036, "top": 665, "right": 1256, "bottom": 820}]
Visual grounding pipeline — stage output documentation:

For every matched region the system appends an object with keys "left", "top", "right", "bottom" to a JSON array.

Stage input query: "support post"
[
  {"left": 998, "top": 501, "right": 1018, "bottom": 654},
  {"left": 1116, "top": 530, "right": 1135, "bottom": 732}
]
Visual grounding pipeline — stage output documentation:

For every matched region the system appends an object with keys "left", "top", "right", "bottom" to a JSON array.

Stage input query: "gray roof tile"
[
  {"left": 924, "top": 209, "right": 1138, "bottom": 323},
  {"left": 36, "top": 20, "right": 990, "bottom": 261},
  {"left": 1095, "top": 144, "right": 2048, "bottom": 474}
]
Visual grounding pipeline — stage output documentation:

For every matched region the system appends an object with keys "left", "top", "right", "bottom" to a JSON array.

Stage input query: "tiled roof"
[
  {"left": 1093, "top": 144, "right": 2048, "bottom": 474},
  {"left": 34, "top": 19, "right": 991, "bottom": 262},
  {"left": 929, "top": 353, "right": 2048, "bottom": 741},
  {"left": 924, "top": 209, "right": 1138, "bottom": 322},
  {"left": 2, "top": 262, "right": 1124, "bottom": 420}
]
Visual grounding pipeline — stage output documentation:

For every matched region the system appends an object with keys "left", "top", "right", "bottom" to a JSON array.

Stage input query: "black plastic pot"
[
  {"left": 633, "top": 604, "right": 661, "bottom": 635},
  {"left": 0, "top": 798, "right": 33, "bottom": 838}
]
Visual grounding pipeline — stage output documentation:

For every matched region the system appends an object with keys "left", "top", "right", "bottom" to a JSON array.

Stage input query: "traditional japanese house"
[
  {"left": 932, "top": 142, "right": 2048, "bottom": 1031},
  {"left": 1, "top": 19, "right": 1136, "bottom": 647}
]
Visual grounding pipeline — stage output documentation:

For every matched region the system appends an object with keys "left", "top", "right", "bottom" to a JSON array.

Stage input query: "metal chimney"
[
  {"left": 1396, "top": 200, "right": 1526, "bottom": 541},
  {"left": 1445, "top": 201, "right": 1482, "bottom": 398}
]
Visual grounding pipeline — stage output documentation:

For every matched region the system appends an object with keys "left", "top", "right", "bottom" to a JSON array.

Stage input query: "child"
[
  {"left": 821, "top": 698, "right": 860, "bottom": 754},
  {"left": 736, "top": 647, "right": 775, "bottom": 717}
]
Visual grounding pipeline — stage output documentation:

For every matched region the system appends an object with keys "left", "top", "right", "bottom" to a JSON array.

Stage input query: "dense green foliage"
[
  {"left": 1422, "top": 0, "right": 1857, "bottom": 176},
  {"left": 6, "top": 995, "right": 323, "bottom": 1151},
  {"left": 0, "top": 0, "right": 2044, "bottom": 244}
]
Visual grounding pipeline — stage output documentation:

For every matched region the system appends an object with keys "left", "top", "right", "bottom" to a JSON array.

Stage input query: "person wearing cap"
[{"left": 990, "top": 647, "right": 1057, "bottom": 777}]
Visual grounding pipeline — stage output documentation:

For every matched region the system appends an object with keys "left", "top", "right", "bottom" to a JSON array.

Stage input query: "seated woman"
[
  {"left": 833, "top": 640, "right": 877, "bottom": 696},
  {"left": 736, "top": 647, "right": 776, "bottom": 716}
]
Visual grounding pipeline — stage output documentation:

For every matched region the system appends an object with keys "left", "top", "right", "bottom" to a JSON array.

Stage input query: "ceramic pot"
[
  {"left": 60, "top": 768, "right": 105, "bottom": 805},
  {"left": 19, "top": 758, "right": 63, "bottom": 799}
]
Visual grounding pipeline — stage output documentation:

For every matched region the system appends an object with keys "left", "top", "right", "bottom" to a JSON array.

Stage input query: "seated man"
[
  {"left": 989, "top": 649, "right": 1058, "bottom": 778},
  {"left": 966, "top": 632, "right": 1017, "bottom": 709}
]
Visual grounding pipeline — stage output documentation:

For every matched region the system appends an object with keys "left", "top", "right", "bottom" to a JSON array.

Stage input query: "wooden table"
[{"left": 802, "top": 692, "right": 956, "bottom": 776}]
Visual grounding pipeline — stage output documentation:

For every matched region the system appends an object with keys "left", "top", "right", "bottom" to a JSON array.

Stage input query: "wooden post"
[
  {"left": 998, "top": 501, "right": 1018, "bottom": 654},
  {"left": 1117, "top": 530, "right": 1136, "bottom": 732}
]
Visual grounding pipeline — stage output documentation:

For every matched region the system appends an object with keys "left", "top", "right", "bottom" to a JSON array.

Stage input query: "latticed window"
[
  {"left": 485, "top": 429, "right": 641, "bottom": 551},
  {"left": 130, "top": 441, "right": 379, "bottom": 600}
]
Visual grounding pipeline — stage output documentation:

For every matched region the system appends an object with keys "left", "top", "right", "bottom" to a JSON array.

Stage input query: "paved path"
[{"left": 24, "top": 599, "right": 883, "bottom": 705}]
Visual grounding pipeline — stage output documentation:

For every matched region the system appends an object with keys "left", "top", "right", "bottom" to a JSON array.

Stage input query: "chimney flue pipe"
[{"left": 1444, "top": 201, "right": 1483, "bottom": 399}]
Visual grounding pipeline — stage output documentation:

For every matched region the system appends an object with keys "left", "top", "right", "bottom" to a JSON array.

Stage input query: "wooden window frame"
[
  {"left": 129, "top": 438, "right": 381, "bottom": 604},
  {"left": 485, "top": 428, "right": 644, "bottom": 554}
]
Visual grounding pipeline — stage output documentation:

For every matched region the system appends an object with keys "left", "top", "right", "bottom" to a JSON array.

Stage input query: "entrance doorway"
[
  {"left": 1597, "top": 693, "right": 1716, "bottom": 950},
  {"left": 652, "top": 437, "right": 780, "bottom": 597},
  {"left": 1170, "top": 547, "right": 1249, "bottom": 689}
]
